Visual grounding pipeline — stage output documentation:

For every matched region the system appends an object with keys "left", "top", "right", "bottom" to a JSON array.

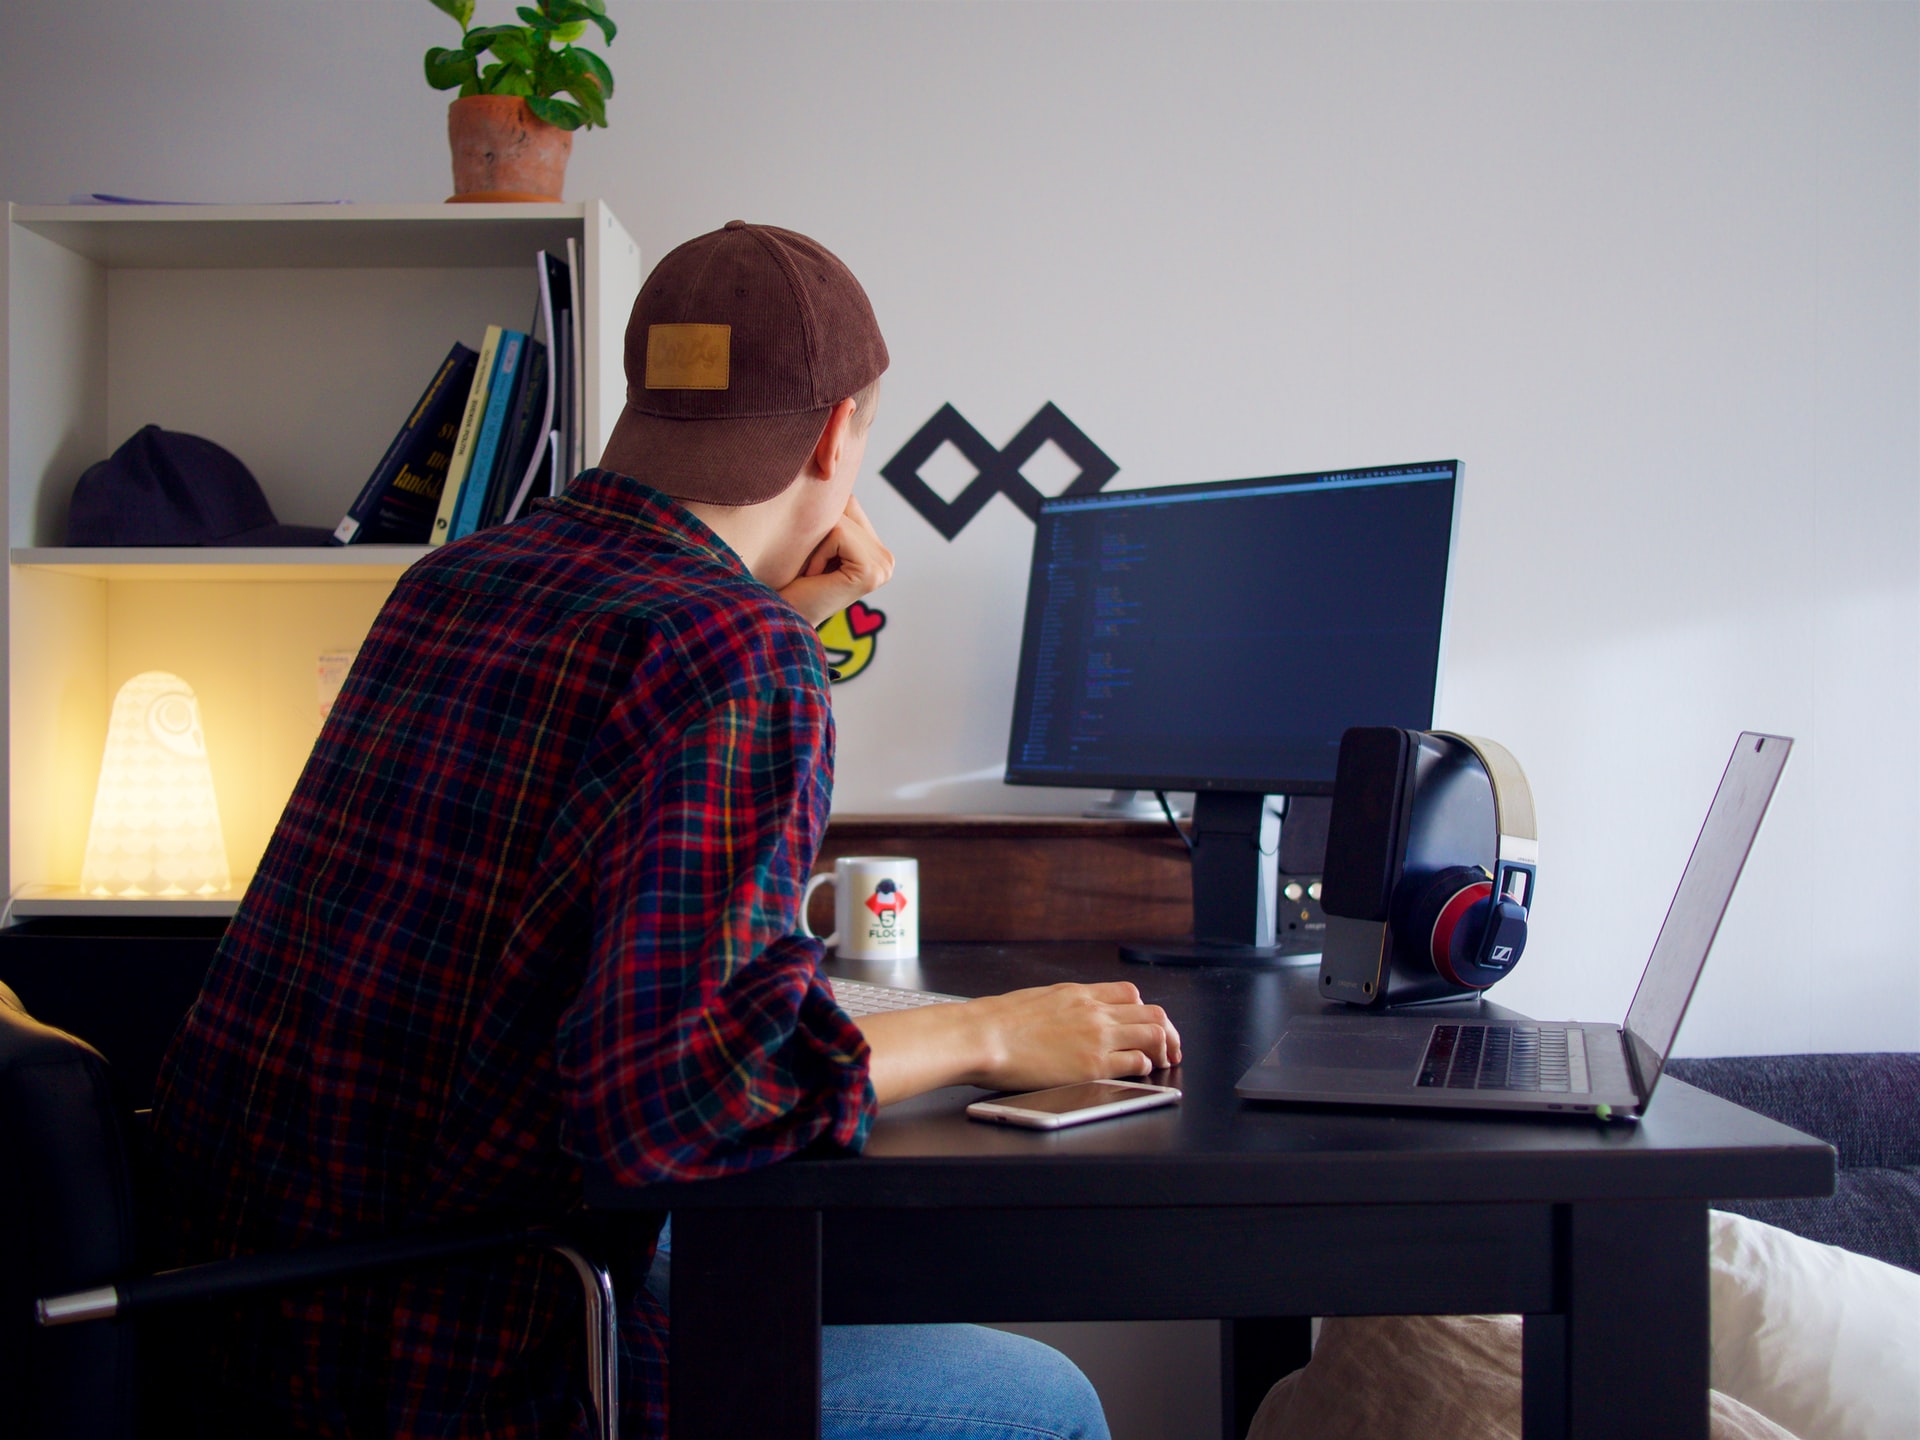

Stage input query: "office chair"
[{"left": 0, "top": 980, "right": 619, "bottom": 1440}]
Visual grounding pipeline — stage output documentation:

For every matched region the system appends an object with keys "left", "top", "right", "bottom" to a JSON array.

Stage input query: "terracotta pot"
[{"left": 446, "top": 94, "right": 572, "bottom": 203}]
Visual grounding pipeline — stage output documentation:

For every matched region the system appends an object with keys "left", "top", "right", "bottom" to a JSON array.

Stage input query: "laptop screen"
[{"left": 1622, "top": 733, "right": 1791, "bottom": 1094}]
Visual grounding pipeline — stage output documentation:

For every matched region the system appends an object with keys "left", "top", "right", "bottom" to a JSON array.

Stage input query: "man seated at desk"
[{"left": 151, "top": 221, "right": 1181, "bottom": 1439}]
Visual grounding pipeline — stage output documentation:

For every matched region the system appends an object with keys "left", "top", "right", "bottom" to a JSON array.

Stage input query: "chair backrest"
[{"left": 0, "top": 981, "right": 143, "bottom": 1440}]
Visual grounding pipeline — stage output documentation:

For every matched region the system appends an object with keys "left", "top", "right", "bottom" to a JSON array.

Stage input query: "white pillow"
[
  {"left": 1244, "top": 1312, "right": 1798, "bottom": 1440},
  {"left": 1709, "top": 1209, "right": 1920, "bottom": 1440}
]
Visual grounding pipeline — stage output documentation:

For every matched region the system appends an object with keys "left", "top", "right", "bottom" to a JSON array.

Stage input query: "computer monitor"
[{"left": 1004, "top": 459, "right": 1461, "bottom": 966}]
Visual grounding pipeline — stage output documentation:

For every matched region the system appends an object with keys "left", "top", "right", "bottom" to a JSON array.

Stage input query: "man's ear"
[{"left": 807, "top": 397, "right": 860, "bottom": 481}]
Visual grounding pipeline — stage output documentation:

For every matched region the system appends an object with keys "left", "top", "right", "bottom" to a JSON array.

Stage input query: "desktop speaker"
[{"left": 1317, "top": 728, "right": 1538, "bottom": 1008}]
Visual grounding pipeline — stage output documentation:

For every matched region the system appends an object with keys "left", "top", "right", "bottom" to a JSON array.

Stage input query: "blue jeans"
[{"left": 647, "top": 1219, "right": 1110, "bottom": 1440}]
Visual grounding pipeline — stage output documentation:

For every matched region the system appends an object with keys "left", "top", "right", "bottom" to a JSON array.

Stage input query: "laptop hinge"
[{"left": 1619, "top": 1027, "right": 1651, "bottom": 1105}]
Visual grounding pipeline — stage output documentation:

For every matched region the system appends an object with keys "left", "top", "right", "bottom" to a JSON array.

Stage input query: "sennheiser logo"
[
  {"left": 880, "top": 403, "right": 1117, "bottom": 540},
  {"left": 1491, "top": 945, "right": 1514, "bottom": 963}
]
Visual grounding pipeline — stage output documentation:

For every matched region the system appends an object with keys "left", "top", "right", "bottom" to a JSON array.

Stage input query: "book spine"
[
  {"left": 364, "top": 398, "right": 465, "bottom": 543},
  {"left": 332, "top": 342, "right": 473, "bottom": 545},
  {"left": 484, "top": 341, "right": 546, "bottom": 530},
  {"left": 450, "top": 330, "right": 526, "bottom": 542},
  {"left": 566, "top": 235, "right": 584, "bottom": 486},
  {"left": 558, "top": 308, "right": 576, "bottom": 492},
  {"left": 503, "top": 251, "right": 565, "bottom": 525},
  {"left": 429, "top": 325, "right": 503, "bottom": 548}
]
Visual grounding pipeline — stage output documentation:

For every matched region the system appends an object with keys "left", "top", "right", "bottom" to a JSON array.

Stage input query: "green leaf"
[
  {"left": 427, "top": 0, "right": 475, "bottom": 28},
  {"left": 519, "top": 5, "right": 585, "bottom": 43},
  {"left": 490, "top": 31, "right": 538, "bottom": 69},
  {"left": 542, "top": 0, "right": 613, "bottom": 43},
  {"left": 568, "top": 46, "right": 614, "bottom": 98},
  {"left": 464, "top": 24, "right": 523, "bottom": 52},
  {"left": 555, "top": 0, "right": 614, "bottom": 45},
  {"left": 527, "top": 96, "right": 588, "bottom": 131},
  {"left": 557, "top": 74, "right": 606, "bottom": 128},
  {"left": 424, "top": 46, "right": 479, "bottom": 90},
  {"left": 494, "top": 70, "right": 536, "bottom": 97}
]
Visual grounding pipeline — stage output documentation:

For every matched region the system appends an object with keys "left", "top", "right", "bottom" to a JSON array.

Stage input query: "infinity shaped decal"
[{"left": 880, "top": 402, "right": 1118, "bottom": 541}]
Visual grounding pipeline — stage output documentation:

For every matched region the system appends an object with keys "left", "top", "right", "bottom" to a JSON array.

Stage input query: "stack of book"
[{"left": 332, "top": 245, "right": 585, "bottom": 546}]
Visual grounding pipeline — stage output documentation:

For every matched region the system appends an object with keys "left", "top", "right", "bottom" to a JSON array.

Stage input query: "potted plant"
[{"left": 424, "top": 0, "right": 617, "bottom": 202}]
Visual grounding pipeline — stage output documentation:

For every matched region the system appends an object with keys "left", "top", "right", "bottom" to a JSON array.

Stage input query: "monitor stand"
[
  {"left": 1121, "top": 791, "right": 1322, "bottom": 968},
  {"left": 1082, "top": 789, "right": 1176, "bottom": 823}
]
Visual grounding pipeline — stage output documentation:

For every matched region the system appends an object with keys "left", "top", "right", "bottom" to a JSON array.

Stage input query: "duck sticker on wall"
[
  {"left": 818, "top": 601, "right": 887, "bottom": 683},
  {"left": 881, "top": 402, "right": 1118, "bottom": 540}
]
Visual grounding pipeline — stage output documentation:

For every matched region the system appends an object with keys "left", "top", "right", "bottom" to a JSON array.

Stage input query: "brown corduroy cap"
[{"left": 598, "top": 220, "right": 889, "bottom": 506}]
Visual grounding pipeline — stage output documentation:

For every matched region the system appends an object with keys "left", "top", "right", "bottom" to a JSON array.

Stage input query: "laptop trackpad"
[{"left": 1270, "top": 1029, "right": 1428, "bottom": 1074}]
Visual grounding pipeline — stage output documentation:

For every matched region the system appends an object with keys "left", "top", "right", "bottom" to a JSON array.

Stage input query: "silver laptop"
[{"left": 1236, "top": 732, "right": 1791, "bottom": 1120}]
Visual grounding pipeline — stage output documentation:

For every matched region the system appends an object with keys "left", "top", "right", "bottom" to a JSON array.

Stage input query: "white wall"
[
  {"left": 3, "top": 4, "right": 1915, "bottom": 1433},
  {"left": 10, "top": 0, "right": 1908, "bottom": 1058}
]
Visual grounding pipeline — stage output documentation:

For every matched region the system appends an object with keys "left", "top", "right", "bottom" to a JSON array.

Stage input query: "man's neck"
[{"left": 680, "top": 495, "right": 799, "bottom": 589}]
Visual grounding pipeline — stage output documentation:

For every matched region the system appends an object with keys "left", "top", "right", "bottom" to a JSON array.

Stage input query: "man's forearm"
[{"left": 857, "top": 1003, "right": 995, "bottom": 1106}]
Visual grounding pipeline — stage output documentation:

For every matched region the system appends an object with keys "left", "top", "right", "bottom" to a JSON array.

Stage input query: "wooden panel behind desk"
[{"left": 814, "top": 815, "right": 1191, "bottom": 943}]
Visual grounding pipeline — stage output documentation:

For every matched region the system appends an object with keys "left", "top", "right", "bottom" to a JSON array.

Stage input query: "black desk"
[{"left": 584, "top": 943, "right": 1834, "bottom": 1440}]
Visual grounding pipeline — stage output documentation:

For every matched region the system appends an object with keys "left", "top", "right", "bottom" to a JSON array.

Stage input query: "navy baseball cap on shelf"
[{"left": 66, "top": 425, "right": 334, "bottom": 546}]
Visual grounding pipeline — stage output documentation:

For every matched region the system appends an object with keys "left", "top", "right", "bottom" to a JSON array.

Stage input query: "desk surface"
[
  {"left": 586, "top": 942, "right": 1833, "bottom": 1212},
  {"left": 585, "top": 942, "right": 1835, "bottom": 1440}
]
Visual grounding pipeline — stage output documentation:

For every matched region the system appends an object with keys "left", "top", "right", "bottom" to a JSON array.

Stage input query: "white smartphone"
[{"left": 966, "top": 1079, "right": 1182, "bottom": 1130}]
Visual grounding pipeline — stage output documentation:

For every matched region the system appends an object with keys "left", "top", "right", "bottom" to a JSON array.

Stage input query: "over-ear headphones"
[{"left": 1319, "top": 728, "right": 1538, "bottom": 1007}]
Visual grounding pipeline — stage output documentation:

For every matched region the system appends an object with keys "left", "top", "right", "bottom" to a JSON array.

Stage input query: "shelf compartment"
[
  {"left": 9, "top": 567, "right": 399, "bottom": 906},
  {"left": 4, "top": 199, "right": 638, "bottom": 545}
]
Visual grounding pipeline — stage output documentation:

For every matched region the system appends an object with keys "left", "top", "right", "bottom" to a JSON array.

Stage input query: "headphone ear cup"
[
  {"left": 1465, "top": 893, "right": 1529, "bottom": 983},
  {"left": 1398, "top": 865, "right": 1496, "bottom": 988}
]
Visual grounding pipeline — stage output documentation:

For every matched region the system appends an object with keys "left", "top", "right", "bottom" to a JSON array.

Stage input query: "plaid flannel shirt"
[{"left": 151, "top": 470, "right": 874, "bottom": 1437}]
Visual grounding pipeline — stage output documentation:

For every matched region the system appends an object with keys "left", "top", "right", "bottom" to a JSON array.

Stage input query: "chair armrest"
[
  {"left": 38, "top": 1217, "right": 628, "bottom": 1440},
  {"left": 37, "top": 1216, "right": 547, "bottom": 1326}
]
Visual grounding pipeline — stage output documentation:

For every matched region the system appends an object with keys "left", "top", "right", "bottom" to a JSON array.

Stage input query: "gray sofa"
[{"left": 1665, "top": 1053, "right": 1920, "bottom": 1273}]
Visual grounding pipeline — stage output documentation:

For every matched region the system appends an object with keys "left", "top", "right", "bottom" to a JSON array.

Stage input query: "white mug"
[{"left": 801, "top": 856, "right": 919, "bottom": 959}]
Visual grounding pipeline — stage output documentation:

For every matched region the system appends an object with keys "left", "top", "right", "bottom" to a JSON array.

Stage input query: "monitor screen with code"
[{"left": 1005, "top": 461, "right": 1460, "bottom": 796}]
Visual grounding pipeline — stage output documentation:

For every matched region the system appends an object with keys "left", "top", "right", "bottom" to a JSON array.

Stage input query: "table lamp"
[{"left": 79, "top": 671, "right": 231, "bottom": 898}]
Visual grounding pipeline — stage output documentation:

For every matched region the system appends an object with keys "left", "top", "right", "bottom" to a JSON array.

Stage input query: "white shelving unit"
[{"left": 2, "top": 201, "right": 642, "bottom": 917}]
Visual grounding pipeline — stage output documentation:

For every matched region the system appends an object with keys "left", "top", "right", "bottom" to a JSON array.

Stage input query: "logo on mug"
[{"left": 865, "top": 879, "right": 908, "bottom": 933}]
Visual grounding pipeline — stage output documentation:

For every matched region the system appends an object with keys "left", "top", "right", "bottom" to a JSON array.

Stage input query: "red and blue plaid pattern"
[{"left": 152, "top": 470, "right": 873, "bottom": 1437}]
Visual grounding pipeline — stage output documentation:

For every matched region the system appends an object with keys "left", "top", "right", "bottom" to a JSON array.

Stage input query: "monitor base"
[
  {"left": 1119, "top": 938, "right": 1321, "bottom": 968},
  {"left": 1083, "top": 789, "right": 1182, "bottom": 823}
]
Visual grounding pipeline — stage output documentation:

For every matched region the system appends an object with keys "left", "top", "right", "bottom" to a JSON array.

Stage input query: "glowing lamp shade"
[{"left": 80, "top": 671, "right": 231, "bottom": 898}]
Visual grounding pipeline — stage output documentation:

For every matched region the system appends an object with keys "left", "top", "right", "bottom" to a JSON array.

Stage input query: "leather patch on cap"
[{"left": 645, "top": 324, "right": 731, "bottom": 390}]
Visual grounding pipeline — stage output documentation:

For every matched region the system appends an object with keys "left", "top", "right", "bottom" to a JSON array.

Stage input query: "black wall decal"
[{"left": 879, "top": 402, "right": 1118, "bottom": 540}]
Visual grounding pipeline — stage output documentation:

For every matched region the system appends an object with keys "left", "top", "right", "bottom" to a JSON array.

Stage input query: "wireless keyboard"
[{"left": 829, "top": 977, "right": 965, "bottom": 1017}]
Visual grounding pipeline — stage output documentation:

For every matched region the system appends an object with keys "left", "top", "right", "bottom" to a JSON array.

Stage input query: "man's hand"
[
  {"left": 858, "top": 982, "right": 1183, "bottom": 1107},
  {"left": 778, "top": 495, "right": 895, "bottom": 629}
]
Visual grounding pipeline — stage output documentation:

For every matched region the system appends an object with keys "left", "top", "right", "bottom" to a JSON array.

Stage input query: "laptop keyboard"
[
  {"left": 1417, "top": 1023, "right": 1573, "bottom": 1092},
  {"left": 829, "top": 978, "right": 965, "bottom": 1017}
]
